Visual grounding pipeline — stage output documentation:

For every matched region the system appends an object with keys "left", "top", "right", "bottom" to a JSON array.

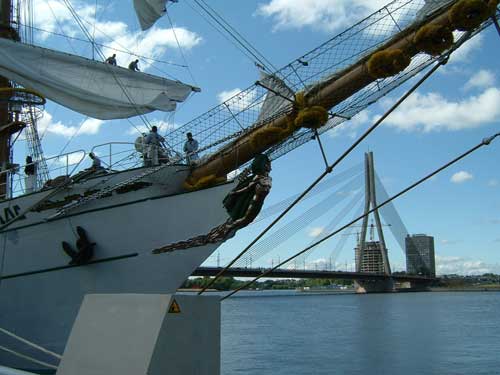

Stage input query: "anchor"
[{"left": 62, "top": 226, "right": 96, "bottom": 265}]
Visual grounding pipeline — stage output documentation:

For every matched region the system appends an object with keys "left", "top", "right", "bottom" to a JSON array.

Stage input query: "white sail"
[
  {"left": 257, "top": 72, "right": 294, "bottom": 123},
  {"left": 134, "top": 0, "right": 167, "bottom": 31},
  {"left": 0, "top": 38, "right": 199, "bottom": 120}
]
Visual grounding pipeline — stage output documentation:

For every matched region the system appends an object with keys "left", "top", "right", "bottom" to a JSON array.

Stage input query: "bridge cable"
[
  {"left": 198, "top": 56, "right": 448, "bottom": 295},
  {"left": 236, "top": 174, "right": 363, "bottom": 267},
  {"left": 222, "top": 132, "right": 500, "bottom": 300},
  {"left": 294, "top": 189, "right": 363, "bottom": 268},
  {"left": 253, "top": 163, "right": 363, "bottom": 223},
  {"left": 326, "top": 200, "right": 366, "bottom": 267}
]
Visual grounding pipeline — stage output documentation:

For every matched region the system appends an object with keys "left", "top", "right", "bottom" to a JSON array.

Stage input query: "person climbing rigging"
[
  {"left": 183, "top": 132, "right": 199, "bottom": 165},
  {"left": 144, "top": 126, "right": 165, "bottom": 166},
  {"left": 105, "top": 54, "right": 117, "bottom": 66},
  {"left": 128, "top": 59, "right": 140, "bottom": 72}
]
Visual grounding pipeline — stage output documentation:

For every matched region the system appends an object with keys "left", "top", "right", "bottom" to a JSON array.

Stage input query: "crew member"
[
  {"left": 105, "top": 54, "right": 117, "bottom": 66},
  {"left": 24, "top": 155, "right": 36, "bottom": 194},
  {"left": 128, "top": 59, "right": 140, "bottom": 72},
  {"left": 89, "top": 152, "right": 102, "bottom": 170},
  {"left": 144, "top": 126, "right": 165, "bottom": 166},
  {"left": 183, "top": 132, "right": 199, "bottom": 165}
]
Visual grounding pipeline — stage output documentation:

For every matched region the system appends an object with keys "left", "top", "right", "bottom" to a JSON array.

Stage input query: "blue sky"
[{"left": 14, "top": 0, "right": 500, "bottom": 274}]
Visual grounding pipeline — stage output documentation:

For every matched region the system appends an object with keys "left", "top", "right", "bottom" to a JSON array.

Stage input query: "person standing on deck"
[
  {"left": 183, "top": 132, "right": 199, "bottom": 165},
  {"left": 105, "top": 54, "right": 117, "bottom": 66},
  {"left": 128, "top": 59, "right": 140, "bottom": 72},
  {"left": 24, "top": 156, "right": 36, "bottom": 194},
  {"left": 145, "top": 126, "right": 165, "bottom": 166}
]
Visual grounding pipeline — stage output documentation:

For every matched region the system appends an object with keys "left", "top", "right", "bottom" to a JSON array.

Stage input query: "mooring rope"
[
  {"left": 0, "top": 328, "right": 62, "bottom": 360},
  {"left": 0, "top": 346, "right": 58, "bottom": 370}
]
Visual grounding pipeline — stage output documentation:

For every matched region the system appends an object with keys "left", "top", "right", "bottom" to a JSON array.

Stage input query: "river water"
[{"left": 221, "top": 291, "right": 500, "bottom": 375}]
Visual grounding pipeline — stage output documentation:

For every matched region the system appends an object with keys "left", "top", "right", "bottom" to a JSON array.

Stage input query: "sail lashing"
[{"left": 0, "top": 38, "right": 199, "bottom": 120}]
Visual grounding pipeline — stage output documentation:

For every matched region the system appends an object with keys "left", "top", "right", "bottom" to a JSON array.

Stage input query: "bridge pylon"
[{"left": 355, "top": 152, "right": 394, "bottom": 293}]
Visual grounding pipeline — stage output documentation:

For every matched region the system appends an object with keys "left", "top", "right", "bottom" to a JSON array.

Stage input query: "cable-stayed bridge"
[{"left": 208, "top": 152, "right": 434, "bottom": 292}]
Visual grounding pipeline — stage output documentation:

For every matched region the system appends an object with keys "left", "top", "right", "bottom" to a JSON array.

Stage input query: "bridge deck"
[{"left": 192, "top": 267, "right": 435, "bottom": 283}]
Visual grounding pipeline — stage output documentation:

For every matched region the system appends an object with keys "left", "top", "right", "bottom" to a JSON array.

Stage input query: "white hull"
[{"left": 0, "top": 166, "right": 236, "bottom": 370}]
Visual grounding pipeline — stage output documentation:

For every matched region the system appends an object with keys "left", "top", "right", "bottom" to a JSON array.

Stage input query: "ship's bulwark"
[{"left": 0, "top": 166, "right": 235, "bottom": 369}]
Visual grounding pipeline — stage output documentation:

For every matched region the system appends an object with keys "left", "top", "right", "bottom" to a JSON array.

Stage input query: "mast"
[{"left": 0, "top": 0, "right": 16, "bottom": 199}]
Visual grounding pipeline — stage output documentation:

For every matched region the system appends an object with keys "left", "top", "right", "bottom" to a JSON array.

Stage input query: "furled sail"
[
  {"left": 256, "top": 72, "right": 294, "bottom": 124},
  {"left": 0, "top": 38, "right": 198, "bottom": 120},
  {"left": 134, "top": 0, "right": 169, "bottom": 30}
]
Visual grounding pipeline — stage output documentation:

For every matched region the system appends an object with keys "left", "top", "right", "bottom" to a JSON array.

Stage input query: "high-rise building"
[
  {"left": 355, "top": 241, "right": 385, "bottom": 273},
  {"left": 405, "top": 234, "right": 436, "bottom": 277}
]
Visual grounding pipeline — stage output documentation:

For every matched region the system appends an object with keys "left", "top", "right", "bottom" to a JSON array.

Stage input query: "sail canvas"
[
  {"left": 133, "top": 0, "right": 167, "bottom": 30},
  {"left": 0, "top": 38, "right": 197, "bottom": 120}
]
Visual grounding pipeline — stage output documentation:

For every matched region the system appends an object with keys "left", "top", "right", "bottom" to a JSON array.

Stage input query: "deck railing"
[{"left": 0, "top": 150, "right": 86, "bottom": 198}]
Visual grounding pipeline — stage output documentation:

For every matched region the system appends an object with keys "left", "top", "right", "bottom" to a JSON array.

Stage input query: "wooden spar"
[{"left": 188, "top": 5, "right": 455, "bottom": 183}]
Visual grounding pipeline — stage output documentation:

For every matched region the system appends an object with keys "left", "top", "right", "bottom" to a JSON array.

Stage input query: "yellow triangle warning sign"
[{"left": 168, "top": 299, "right": 181, "bottom": 314}]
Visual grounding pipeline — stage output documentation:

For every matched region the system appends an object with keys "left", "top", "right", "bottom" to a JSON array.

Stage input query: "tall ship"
[{"left": 0, "top": 0, "right": 498, "bottom": 371}]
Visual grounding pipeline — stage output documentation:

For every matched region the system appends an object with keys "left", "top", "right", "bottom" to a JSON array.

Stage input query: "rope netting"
[{"left": 165, "top": 0, "right": 497, "bottom": 168}]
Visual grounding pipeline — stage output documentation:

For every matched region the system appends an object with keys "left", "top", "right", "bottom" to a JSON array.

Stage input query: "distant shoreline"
[{"left": 430, "top": 287, "right": 500, "bottom": 293}]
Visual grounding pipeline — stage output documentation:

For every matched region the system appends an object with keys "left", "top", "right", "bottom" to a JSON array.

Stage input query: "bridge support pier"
[{"left": 355, "top": 279, "right": 395, "bottom": 293}]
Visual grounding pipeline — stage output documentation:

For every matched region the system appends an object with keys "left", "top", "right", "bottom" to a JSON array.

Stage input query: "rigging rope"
[
  {"left": 18, "top": 23, "right": 188, "bottom": 69},
  {"left": 190, "top": 0, "right": 276, "bottom": 72},
  {"left": 165, "top": 10, "right": 197, "bottom": 85},
  {"left": 222, "top": 132, "right": 500, "bottom": 300},
  {"left": 198, "top": 55, "right": 448, "bottom": 295},
  {"left": 56, "top": 0, "right": 177, "bottom": 141}
]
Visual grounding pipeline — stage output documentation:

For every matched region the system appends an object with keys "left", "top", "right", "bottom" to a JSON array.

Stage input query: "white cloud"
[
  {"left": 126, "top": 125, "right": 150, "bottom": 136},
  {"left": 328, "top": 110, "right": 370, "bottom": 139},
  {"left": 464, "top": 69, "right": 495, "bottom": 91},
  {"left": 381, "top": 87, "right": 500, "bottom": 132},
  {"left": 38, "top": 111, "right": 105, "bottom": 138},
  {"left": 79, "top": 118, "right": 105, "bottom": 135},
  {"left": 32, "top": 0, "right": 202, "bottom": 71},
  {"left": 256, "top": 0, "right": 387, "bottom": 32},
  {"left": 99, "top": 26, "right": 202, "bottom": 70},
  {"left": 436, "top": 255, "right": 500, "bottom": 275},
  {"left": 450, "top": 171, "right": 473, "bottom": 184},
  {"left": 308, "top": 227, "right": 325, "bottom": 238},
  {"left": 51, "top": 151, "right": 87, "bottom": 167},
  {"left": 32, "top": 0, "right": 95, "bottom": 40},
  {"left": 217, "top": 88, "right": 259, "bottom": 112},
  {"left": 488, "top": 179, "right": 499, "bottom": 187},
  {"left": 448, "top": 33, "right": 483, "bottom": 64},
  {"left": 217, "top": 88, "right": 243, "bottom": 104}
]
